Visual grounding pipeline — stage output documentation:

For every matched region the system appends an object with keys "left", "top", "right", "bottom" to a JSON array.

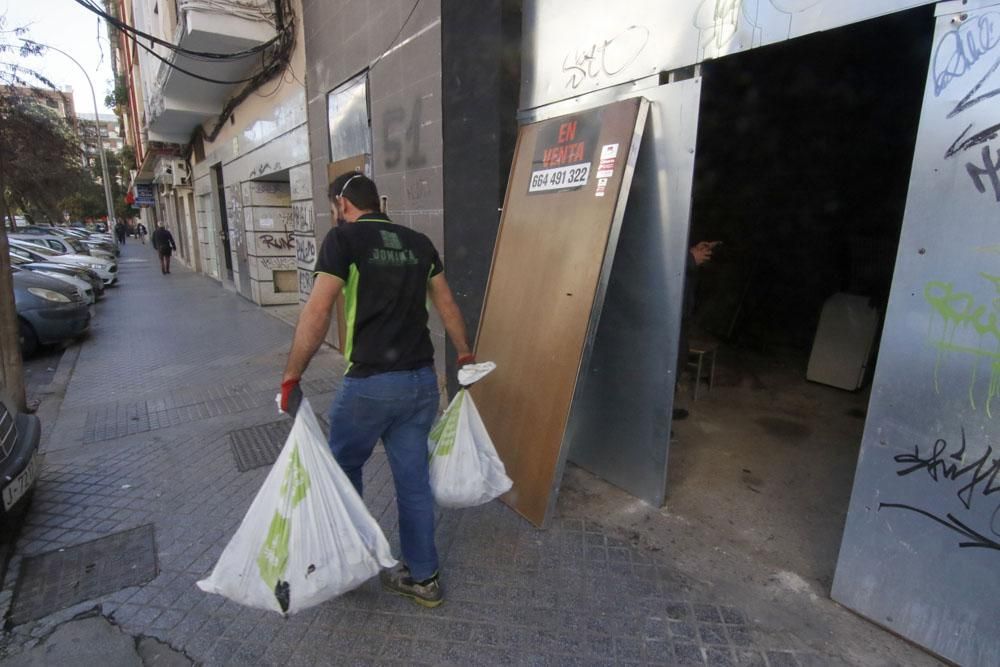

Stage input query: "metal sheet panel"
[
  {"left": 327, "top": 73, "right": 372, "bottom": 163},
  {"left": 521, "top": 0, "right": 935, "bottom": 109},
  {"left": 565, "top": 79, "right": 702, "bottom": 507},
  {"left": 472, "top": 98, "right": 650, "bottom": 527},
  {"left": 831, "top": 5, "right": 1000, "bottom": 666}
]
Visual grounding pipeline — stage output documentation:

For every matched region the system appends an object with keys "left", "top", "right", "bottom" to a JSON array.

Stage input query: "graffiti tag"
[
  {"left": 260, "top": 233, "right": 295, "bottom": 251},
  {"left": 925, "top": 276, "right": 1000, "bottom": 417},
  {"left": 296, "top": 237, "right": 316, "bottom": 265},
  {"left": 695, "top": 0, "right": 744, "bottom": 51},
  {"left": 562, "top": 25, "right": 650, "bottom": 90},
  {"left": 965, "top": 145, "right": 1000, "bottom": 201},
  {"left": 879, "top": 427, "right": 1000, "bottom": 551},
  {"left": 298, "top": 269, "right": 314, "bottom": 296},
  {"left": 932, "top": 13, "right": 1000, "bottom": 97}
]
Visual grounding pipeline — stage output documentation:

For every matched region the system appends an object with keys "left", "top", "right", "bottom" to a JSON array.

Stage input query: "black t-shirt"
[{"left": 314, "top": 212, "right": 443, "bottom": 378}]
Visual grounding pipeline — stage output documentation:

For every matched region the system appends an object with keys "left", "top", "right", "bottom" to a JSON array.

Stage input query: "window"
[{"left": 46, "top": 100, "right": 58, "bottom": 109}]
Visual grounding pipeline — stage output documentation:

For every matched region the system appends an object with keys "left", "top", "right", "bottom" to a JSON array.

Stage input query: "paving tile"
[
  {"left": 0, "top": 245, "right": 817, "bottom": 667},
  {"left": 766, "top": 650, "right": 801, "bottom": 667}
]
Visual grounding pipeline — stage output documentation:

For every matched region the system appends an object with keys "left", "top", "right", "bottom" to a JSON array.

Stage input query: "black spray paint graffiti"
[
  {"left": 937, "top": 11, "right": 1000, "bottom": 203},
  {"left": 382, "top": 97, "right": 428, "bottom": 170},
  {"left": 966, "top": 145, "right": 1000, "bottom": 201},
  {"left": 248, "top": 161, "right": 283, "bottom": 180},
  {"left": 562, "top": 25, "right": 650, "bottom": 90},
  {"left": 879, "top": 427, "right": 1000, "bottom": 551},
  {"left": 298, "top": 269, "right": 314, "bottom": 296},
  {"left": 260, "top": 233, "right": 295, "bottom": 251},
  {"left": 296, "top": 236, "right": 316, "bottom": 265}
]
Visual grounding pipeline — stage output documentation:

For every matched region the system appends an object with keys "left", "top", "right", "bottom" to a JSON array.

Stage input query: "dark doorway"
[
  {"left": 211, "top": 163, "right": 233, "bottom": 281},
  {"left": 672, "top": 6, "right": 935, "bottom": 585}
]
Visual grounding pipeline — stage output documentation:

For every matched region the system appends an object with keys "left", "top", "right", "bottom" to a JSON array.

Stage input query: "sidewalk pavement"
[{"left": 0, "top": 244, "right": 939, "bottom": 666}]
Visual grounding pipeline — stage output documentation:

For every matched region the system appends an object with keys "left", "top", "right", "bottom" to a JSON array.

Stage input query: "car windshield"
[
  {"left": 65, "top": 238, "right": 87, "bottom": 253},
  {"left": 14, "top": 242, "right": 57, "bottom": 257}
]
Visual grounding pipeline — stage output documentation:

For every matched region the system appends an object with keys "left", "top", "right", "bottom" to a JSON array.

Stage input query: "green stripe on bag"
[
  {"left": 257, "top": 444, "right": 312, "bottom": 589},
  {"left": 429, "top": 389, "right": 465, "bottom": 458}
]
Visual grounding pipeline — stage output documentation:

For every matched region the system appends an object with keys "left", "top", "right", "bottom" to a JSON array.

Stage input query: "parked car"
[
  {"left": 53, "top": 228, "right": 119, "bottom": 257},
  {"left": 0, "top": 393, "right": 40, "bottom": 521},
  {"left": 12, "top": 267, "right": 90, "bottom": 356},
  {"left": 9, "top": 239, "right": 118, "bottom": 286},
  {"left": 9, "top": 248, "right": 105, "bottom": 297},
  {"left": 10, "top": 233, "right": 116, "bottom": 263},
  {"left": 12, "top": 262, "right": 94, "bottom": 304}
]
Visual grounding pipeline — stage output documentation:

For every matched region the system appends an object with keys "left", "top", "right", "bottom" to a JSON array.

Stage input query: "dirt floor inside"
[
  {"left": 557, "top": 346, "right": 945, "bottom": 666},
  {"left": 667, "top": 347, "right": 867, "bottom": 588}
]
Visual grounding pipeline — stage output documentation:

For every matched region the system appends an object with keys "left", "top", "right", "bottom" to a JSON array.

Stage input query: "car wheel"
[{"left": 18, "top": 318, "right": 38, "bottom": 358}]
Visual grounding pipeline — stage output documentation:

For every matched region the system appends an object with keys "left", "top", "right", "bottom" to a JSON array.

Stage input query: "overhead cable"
[{"left": 74, "top": 0, "right": 279, "bottom": 61}]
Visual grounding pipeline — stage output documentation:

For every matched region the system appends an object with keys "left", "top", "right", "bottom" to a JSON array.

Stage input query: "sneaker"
[{"left": 380, "top": 564, "right": 443, "bottom": 608}]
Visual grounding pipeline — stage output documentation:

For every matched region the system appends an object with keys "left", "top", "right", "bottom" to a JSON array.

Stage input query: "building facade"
[
  {"left": 510, "top": 2, "right": 996, "bottom": 666},
  {"left": 76, "top": 113, "right": 123, "bottom": 171},
  {"left": 110, "top": 2, "right": 995, "bottom": 662},
  {"left": 114, "top": 0, "right": 303, "bottom": 303}
]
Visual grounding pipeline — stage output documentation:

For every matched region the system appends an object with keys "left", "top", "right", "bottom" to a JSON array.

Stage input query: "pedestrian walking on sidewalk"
[
  {"left": 281, "top": 172, "right": 474, "bottom": 608},
  {"left": 137, "top": 222, "right": 147, "bottom": 244},
  {"left": 115, "top": 220, "right": 127, "bottom": 245},
  {"left": 151, "top": 222, "right": 177, "bottom": 274}
]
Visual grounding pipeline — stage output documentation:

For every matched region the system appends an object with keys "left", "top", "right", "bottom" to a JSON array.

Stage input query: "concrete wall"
[{"left": 302, "top": 0, "right": 446, "bottom": 372}]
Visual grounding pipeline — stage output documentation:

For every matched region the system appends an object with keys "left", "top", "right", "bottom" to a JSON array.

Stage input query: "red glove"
[
  {"left": 280, "top": 378, "right": 302, "bottom": 416},
  {"left": 457, "top": 353, "right": 476, "bottom": 367}
]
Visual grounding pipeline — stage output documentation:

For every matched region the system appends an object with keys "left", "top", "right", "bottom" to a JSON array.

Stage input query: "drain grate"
[
  {"left": 229, "top": 419, "right": 291, "bottom": 472},
  {"left": 10, "top": 524, "right": 157, "bottom": 626},
  {"left": 229, "top": 417, "right": 331, "bottom": 472}
]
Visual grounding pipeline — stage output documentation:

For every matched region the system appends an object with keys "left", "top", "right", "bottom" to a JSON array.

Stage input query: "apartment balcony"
[{"left": 143, "top": 1, "right": 278, "bottom": 144}]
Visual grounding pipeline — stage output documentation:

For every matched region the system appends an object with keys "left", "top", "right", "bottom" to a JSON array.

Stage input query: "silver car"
[
  {"left": 10, "top": 233, "right": 115, "bottom": 262},
  {"left": 9, "top": 239, "right": 118, "bottom": 286}
]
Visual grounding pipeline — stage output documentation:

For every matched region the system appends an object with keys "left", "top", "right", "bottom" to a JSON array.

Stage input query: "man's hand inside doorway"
[{"left": 690, "top": 240, "right": 721, "bottom": 266}]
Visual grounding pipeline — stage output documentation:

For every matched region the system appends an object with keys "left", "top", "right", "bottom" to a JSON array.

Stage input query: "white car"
[
  {"left": 10, "top": 233, "right": 116, "bottom": 263},
  {"left": 9, "top": 239, "right": 118, "bottom": 286}
]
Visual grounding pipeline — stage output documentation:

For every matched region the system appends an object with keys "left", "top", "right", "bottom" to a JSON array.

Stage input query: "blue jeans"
[{"left": 327, "top": 367, "right": 440, "bottom": 581}]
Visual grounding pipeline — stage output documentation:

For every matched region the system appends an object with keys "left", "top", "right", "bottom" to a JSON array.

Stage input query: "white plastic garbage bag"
[
  {"left": 197, "top": 398, "right": 396, "bottom": 614},
  {"left": 428, "top": 385, "right": 512, "bottom": 508}
]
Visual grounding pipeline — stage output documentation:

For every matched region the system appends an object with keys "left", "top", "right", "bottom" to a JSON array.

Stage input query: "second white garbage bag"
[
  {"left": 428, "top": 388, "right": 513, "bottom": 508},
  {"left": 197, "top": 398, "right": 396, "bottom": 615}
]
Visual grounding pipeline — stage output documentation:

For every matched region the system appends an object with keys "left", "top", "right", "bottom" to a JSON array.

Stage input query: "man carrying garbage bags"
[{"left": 280, "top": 172, "right": 474, "bottom": 608}]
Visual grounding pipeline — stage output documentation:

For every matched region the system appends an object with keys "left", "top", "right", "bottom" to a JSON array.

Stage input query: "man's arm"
[
  {"left": 283, "top": 273, "right": 344, "bottom": 382},
  {"left": 428, "top": 273, "right": 472, "bottom": 359}
]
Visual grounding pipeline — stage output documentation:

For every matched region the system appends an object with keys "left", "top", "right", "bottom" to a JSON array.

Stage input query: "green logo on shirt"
[
  {"left": 380, "top": 230, "right": 403, "bottom": 250},
  {"left": 370, "top": 247, "right": 419, "bottom": 266}
]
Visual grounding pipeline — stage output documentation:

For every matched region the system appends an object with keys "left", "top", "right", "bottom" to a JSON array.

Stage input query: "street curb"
[{"left": 35, "top": 343, "right": 82, "bottom": 450}]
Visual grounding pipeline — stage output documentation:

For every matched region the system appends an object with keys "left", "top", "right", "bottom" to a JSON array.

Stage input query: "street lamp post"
[{"left": 23, "top": 40, "right": 116, "bottom": 229}]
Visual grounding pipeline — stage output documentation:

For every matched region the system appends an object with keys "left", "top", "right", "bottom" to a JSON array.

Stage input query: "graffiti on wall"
[
  {"left": 298, "top": 268, "right": 314, "bottom": 297},
  {"left": 936, "top": 12, "right": 1000, "bottom": 202},
  {"left": 291, "top": 203, "right": 313, "bottom": 234},
  {"left": 296, "top": 235, "right": 316, "bottom": 265},
  {"left": 879, "top": 426, "right": 1000, "bottom": 551},
  {"left": 260, "top": 232, "right": 295, "bottom": 251},
  {"left": 382, "top": 96, "right": 429, "bottom": 170},
  {"left": 248, "top": 161, "right": 284, "bottom": 180},
  {"left": 259, "top": 256, "right": 296, "bottom": 271},
  {"left": 561, "top": 25, "right": 651, "bottom": 90},
  {"left": 925, "top": 274, "right": 1000, "bottom": 417}
]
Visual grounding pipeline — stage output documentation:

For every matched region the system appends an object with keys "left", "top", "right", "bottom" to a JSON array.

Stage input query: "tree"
[
  {"left": 0, "top": 16, "right": 63, "bottom": 410},
  {"left": 2, "top": 99, "right": 92, "bottom": 224}
]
